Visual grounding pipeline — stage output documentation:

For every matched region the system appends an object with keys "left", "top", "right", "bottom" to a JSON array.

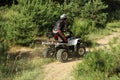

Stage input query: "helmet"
[{"left": 60, "top": 14, "right": 67, "bottom": 20}]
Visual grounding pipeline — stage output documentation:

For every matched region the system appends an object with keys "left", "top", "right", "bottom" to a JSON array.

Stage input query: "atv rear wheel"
[
  {"left": 57, "top": 49, "right": 68, "bottom": 62},
  {"left": 43, "top": 48, "right": 54, "bottom": 58}
]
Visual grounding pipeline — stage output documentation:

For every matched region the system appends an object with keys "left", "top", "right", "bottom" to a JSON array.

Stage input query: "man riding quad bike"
[{"left": 42, "top": 14, "right": 86, "bottom": 62}]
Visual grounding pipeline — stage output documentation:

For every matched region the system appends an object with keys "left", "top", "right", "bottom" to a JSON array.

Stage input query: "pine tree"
[{"left": 80, "top": 0, "right": 108, "bottom": 27}]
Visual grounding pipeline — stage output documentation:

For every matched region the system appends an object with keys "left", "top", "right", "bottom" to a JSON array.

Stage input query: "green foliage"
[
  {"left": 72, "top": 18, "right": 88, "bottom": 40},
  {"left": 5, "top": 0, "right": 81, "bottom": 38},
  {"left": 109, "top": 10, "right": 120, "bottom": 21},
  {"left": 71, "top": 0, "right": 109, "bottom": 44},
  {"left": 69, "top": 0, "right": 120, "bottom": 26},
  {"left": 0, "top": 0, "right": 110, "bottom": 46},
  {"left": 32, "top": 0, "right": 80, "bottom": 34},
  {"left": 0, "top": 7, "right": 7, "bottom": 43},
  {"left": 3, "top": 13, "right": 38, "bottom": 45},
  {"left": 0, "top": 0, "right": 18, "bottom": 6},
  {"left": 0, "top": 1, "right": 38, "bottom": 46},
  {"left": 88, "top": 27, "right": 112, "bottom": 41},
  {"left": 72, "top": 18, "right": 96, "bottom": 42},
  {"left": 107, "top": 21, "right": 120, "bottom": 28},
  {"left": 74, "top": 47, "right": 120, "bottom": 80},
  {"left": 104, "top": 0, "right": 120, "bottom": 21},
  {"left": 80, "top": 0, "right": 108, "bottom": 27},
  {"left": 0, "top": 43, "right": 4, "bottom": 53},
  {"left": 32, "top": 1, "right": 62, "bottom": 34}
]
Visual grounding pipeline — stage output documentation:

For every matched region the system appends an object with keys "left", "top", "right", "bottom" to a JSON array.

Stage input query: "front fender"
[{"left": 68, "top": 38, "right": 81, "bottom": 46}]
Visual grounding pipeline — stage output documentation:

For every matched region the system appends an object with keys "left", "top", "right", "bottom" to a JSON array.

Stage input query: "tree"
[
  {"left": 0, "top": 0, "right": 18, "bottom": 6},
  {"left": 103, "top": 0, "right": 120, "bottom": 21},
  {"left": 80, "top": 0, "right": 108, "bottom": 27}
]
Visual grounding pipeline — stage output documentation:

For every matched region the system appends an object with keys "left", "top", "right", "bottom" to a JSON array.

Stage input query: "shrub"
[
  {"left": 2, "top": 9, "right": 38, "bottom": 46},
  {"left": 0, "top": 0, "right": 109, "bottom": 46},
  {"left": 73, "top": 48, "right": 120, "bottom": 80},
  {"left": 108, "top": 10, "right": 120, "bottom": 21},
  {"left": 104, "top": 0, "right": 120, "bottom": 21},
  {"left": 0, "top": 0, "right": 39, "bottom": 46},
  {"left": 80, "top": 0, "right": 108, "bottom": 27},
  {"left": 72, "top": 18, "right": 96, "bottom": 42},
  {"left": 13, "top": 0, "right": 81, "bottom": 36},
  {"left": 0, "top": 7, "right": 7, "bottom": 43},
  {"left": 32, "top": 1, "right": 62, "bottom": 35},
  {"left": 32, "top": 0, "right": 81, "bottom": 35}
]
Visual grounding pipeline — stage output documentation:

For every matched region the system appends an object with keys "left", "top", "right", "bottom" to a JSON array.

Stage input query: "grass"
[
  {"left": 107, "top": 21, "right": 120, "bottom": 28},
  {"left": 87, "top": 21, "right": 120, "bottom": 46},
  {"left": 88, "top": 27, "right": 116, "bottom": 40},
  {"left": 0, "top": 48, "right": 55, "bottom": 80},
  {"left": 85, "top": 26, "right": 117, "bottom": 47},
  {"left": 12, "top": 58, "right": 54, "bottom": 80},
  {"left": 13, "top": 69, "right": 43, "bottom": 80}
]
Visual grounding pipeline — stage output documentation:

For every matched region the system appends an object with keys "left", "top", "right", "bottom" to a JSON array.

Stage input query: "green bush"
[
  {"left": 32, "top": 0, "right": 80, "bottom": 34},
  {"left": 0, "top": 1, "right": 39, "bottom": 46},
  {"left": 32, "top": 1, "right": 62, "bottom": 35},
  {"left": 74, "top": 48, "right": 120, "bottom": 80},
  {"left": 72, "top": 18, "right": 95, "bottom": 41},
  {"left": 80, "top": 0, "right": 108, "bottom": 27},
  {"left": 0, "top": 0, "right": 110, "bottom": 46},
  {"left": 0, "top": 7, "right": 7, "bottom": 43},
  {"left": 104, "top": 0, "right": 120, "bottom": 21},
  {"left": 109, "top": 10, "right": 120, "bottom": 21},
  {"left": 3, "top": 11, "right": 38, "bottom": 45},
  {"left": 1, "top": 0, "right": 83, "bottom": 46},
  {"left": 0, "top": 43, "right": 8, "bottom": 55}
]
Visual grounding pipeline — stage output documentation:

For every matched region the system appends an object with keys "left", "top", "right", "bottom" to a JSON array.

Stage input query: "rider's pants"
[{"left": 53, "top": 30, "right": 67, "bottom": 43}]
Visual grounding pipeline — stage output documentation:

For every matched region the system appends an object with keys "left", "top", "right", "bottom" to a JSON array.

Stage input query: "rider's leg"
[
  {"left": 54, "top": 34, "right": 58, "bottom": 41},
  {"left": 58, "top": 30, "right": 67, "bottom": 43}
]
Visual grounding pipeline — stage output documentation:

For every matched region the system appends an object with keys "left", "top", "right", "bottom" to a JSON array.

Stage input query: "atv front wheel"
[
  {"left": 57, "top": 49, "right": 68, "bottom": 62},
  {"left": 77, "top": 46, "right": 86, "bottom": 57},
  {"left": 43, "top": 48, "right": 54, "bottom": 58}
]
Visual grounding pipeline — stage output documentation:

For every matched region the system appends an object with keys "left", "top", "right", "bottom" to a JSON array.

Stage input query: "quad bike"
[{"left": 42, "top": 31, "right": 86, "bottom": 62}]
